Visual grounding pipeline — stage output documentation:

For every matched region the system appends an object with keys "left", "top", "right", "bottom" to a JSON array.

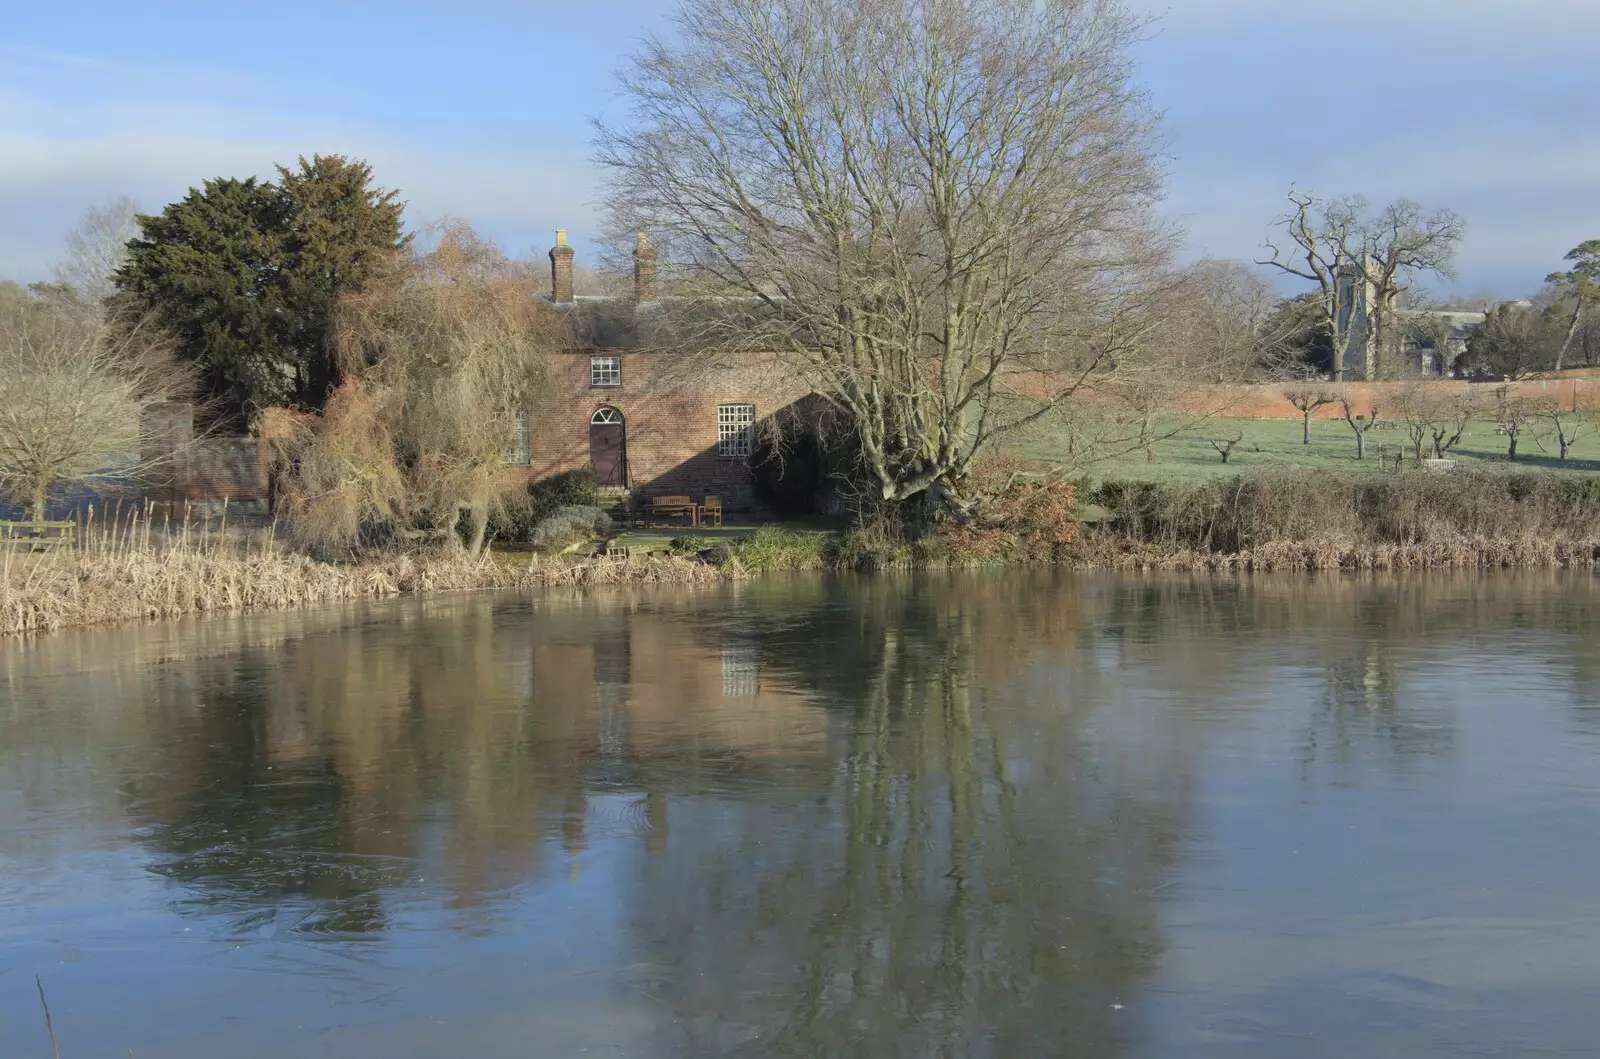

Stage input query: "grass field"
[{"left": 1016, "top": 416, "right": 1600, "bottom": 483}]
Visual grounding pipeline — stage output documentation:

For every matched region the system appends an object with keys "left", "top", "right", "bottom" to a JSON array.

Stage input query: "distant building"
[{"left": 1334, "top": 260, "right": 1523, "bottom": 377}]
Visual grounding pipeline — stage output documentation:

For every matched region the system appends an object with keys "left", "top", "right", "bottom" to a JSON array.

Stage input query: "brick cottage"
[
  {"left": 137, "top": 230, "right": 823, "bottom": 517},
  {"left": 513, "top": 231, "right": 819, "bottom": 512}
]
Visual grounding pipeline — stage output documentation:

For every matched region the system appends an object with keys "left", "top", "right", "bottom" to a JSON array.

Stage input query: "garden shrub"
[{"left": 530, "top": 504, "right": 611, "bottom": 552}]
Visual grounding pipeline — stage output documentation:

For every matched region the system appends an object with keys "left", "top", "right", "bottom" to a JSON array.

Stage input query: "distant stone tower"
[{"left": 1334, "top": 258, "right": 1376, "bottom": 381}]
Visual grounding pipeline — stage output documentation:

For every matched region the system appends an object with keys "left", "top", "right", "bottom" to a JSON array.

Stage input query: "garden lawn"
[{"left": 1015, "top": 416, "right": 1600, "bottom": 483}]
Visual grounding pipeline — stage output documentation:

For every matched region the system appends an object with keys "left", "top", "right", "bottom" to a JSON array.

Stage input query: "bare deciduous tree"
[
  {"left": 1208, "top": 428, "right": 1243, "bottom": 464},
  {"left": 1166, "top": 260, "right": 1287, "bottom": 383},
  {"left": 1260, "top": 191, "right": 1364, "bottom": 382},
  {"left": 1391, "top": 383, "right": 1480, "bottom": 461},
  {"left": 0, "top": 289, "right": 191, "bottom": 519},
  {"left": 1282, "top": 385, "right": 1339, "bottom": 445},
  {"left": 1339, "top": 394, "right": 1381, "bottom": 461},
  {"left": 595, "top": 0, "right": 1170, "bottom": 511},
  {"left": 1362, "top": 200, "right": 1465, "bottom": 378},
  {"left": 1541, "top": 399, "right": 1587, "bottom": 460},
  {"left": 1493, "top": 385, "right": 1546, "bottom": 462},
  {"left": 50, "top": 195, "right": 142, "bottom": 306},
  {"left": 1262, "top": 189, "right": 1463, "bottom": 381}
]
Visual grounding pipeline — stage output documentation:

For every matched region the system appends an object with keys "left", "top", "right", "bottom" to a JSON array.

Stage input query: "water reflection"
[{"left": 3, "top": 573, "right": 1600, "bottom": 1057}]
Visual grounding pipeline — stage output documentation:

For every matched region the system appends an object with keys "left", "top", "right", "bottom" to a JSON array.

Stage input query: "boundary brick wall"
[{"left": 1163, "top": 379, "right": 1600, "bottom": 420}]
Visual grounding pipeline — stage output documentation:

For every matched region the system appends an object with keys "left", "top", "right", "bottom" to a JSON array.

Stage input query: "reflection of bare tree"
[{"left": 624, "top": 576, "right": 1197, "bottom": 1058}]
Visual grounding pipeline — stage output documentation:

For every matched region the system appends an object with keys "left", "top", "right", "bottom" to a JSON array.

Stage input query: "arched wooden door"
[{"left": 588, "top": 406, "right": 627, "bottom": 487}]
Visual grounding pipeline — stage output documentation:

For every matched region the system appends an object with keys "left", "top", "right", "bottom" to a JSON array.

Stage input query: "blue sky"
[{"left": 3, "top": 0, "right": 1597, "bottom": 298}]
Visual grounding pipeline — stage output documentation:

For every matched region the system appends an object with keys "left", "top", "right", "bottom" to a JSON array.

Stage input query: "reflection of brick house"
[{"left": 512, "top": 231, "right": 820, "bottom": 512}]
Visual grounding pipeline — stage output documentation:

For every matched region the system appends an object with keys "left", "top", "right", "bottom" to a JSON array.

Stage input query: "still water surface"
[{"left": 3, "top": 573, "right": 1600, "bottom": 1057}]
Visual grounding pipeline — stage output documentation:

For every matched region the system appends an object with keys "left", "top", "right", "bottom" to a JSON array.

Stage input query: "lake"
[{"left": 3, "top": 572, "right": 1600, "bottom": 1057}]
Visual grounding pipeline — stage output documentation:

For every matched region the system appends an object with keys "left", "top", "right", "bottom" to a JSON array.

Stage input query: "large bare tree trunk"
[
  {"left": 595, "top": 0, "right": 1168, "bottom": 511},
  {"left": 1557, "top": 303, "right": 1584, "bottom": 374}
]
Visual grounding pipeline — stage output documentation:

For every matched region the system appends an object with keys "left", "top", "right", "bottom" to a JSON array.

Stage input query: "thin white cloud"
[{"left": 0, "top": 53, "right": 603, "bottom": 282}]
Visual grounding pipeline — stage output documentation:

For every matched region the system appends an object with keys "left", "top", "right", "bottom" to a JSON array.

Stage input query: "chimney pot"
[
  {"left": 633, "top": 231, "right": 659, "bottom": 302},
  {"left": 549, "top": 229, "right": 575, "bottom": 303}
]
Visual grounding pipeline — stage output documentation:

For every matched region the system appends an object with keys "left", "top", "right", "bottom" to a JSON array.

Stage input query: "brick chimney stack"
[
  {"left": 549, "top": 228, "right": 574, "bottom": 303},
  {"left": 633, "top": 231, "right": 658, "bottom": 302}
]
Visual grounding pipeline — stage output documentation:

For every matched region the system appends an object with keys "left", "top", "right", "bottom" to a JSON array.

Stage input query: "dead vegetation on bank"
[
  {"left": 7, "top": 468, "right": 1600, "bottom": 636},
  {"left": 1080, "top": 469, "right": 1600, "bottom": 570},
  {"left": 0, "top": 538, "right": 732, "bottom": 636}
]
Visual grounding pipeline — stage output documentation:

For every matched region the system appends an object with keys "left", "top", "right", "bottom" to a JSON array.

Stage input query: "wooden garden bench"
[{"left": 647, "top": 495, "right": 699, "bottom": 529}]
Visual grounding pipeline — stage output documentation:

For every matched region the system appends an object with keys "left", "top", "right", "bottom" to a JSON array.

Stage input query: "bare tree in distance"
[
  {"left": 0, "top": 288, "right": 192, "bottom": 520},
  {"left": 50, "top": 195, "right": 142, "bottom": 305},
  {"left": 1165, "top": 260, "right": 1289, "bottom": 382},
  {"left": 1208, "top": 428, "right": 1243, "bottom": 464},
  {"left": 1363, "top": 199, "right": 1465, "bottom": 378},
  {"left": 1261, "top": 189, "right": 1463, "bottom": 381},
  {"left": 1260, "top": 192, "right": 1363, "bottom": 383},
  {"left": 1493, "top": 385, "right": 1546, "bottom": 462},
  {"left": 1282, "top": 385, "right": 1339, "bottom": 445},
  {"left": 1392, "top": 382, "right": 1480, "bottom": 462},
  {"left": 1339, "top": 394, "right": 1380, "bottom": 461},
  {"left": 1541, "top": 399, "right": 1587, "bottom": 460},
  {"left": 594, "top": 0, "right": 1172, "bottom": 513}
]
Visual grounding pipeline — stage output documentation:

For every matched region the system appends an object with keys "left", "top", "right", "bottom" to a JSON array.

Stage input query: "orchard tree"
[
  {"left": 595, "top": 0, "right": 1171, "bottom": 512},
  {"left": 1282, "top": 385, "right": 1338, "bottom": 445},
  {"left": 115, "top": 155, "right": 407, "bottom": 426}
]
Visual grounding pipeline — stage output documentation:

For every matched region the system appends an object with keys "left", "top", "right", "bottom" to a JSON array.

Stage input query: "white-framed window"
[
  {"left": 721, "top": 644, "right": 760, "bottom": 698},
  {"left": 590, "top": 356, "right": 621, "bottom": 387},
  {"left": 506, "top": 411, "right": 531, "bottom": 466},
  {"left": 717, "top": 403, "right": 755, "bottom": 458}
]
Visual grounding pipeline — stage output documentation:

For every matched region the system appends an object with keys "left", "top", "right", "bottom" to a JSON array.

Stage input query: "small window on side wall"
[
  {"left": 717, "top": 403, "right": 755, "bottom": 458},
  {"left": 506, "top": 411, "right": 531, "bottom": 466},
  {"left": 591, "top": 356, "right": 621, "bottom": 387}
]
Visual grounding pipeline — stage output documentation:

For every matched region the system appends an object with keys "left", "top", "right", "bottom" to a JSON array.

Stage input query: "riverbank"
[
  {"left": 6, "top": 469, "right": 1600, "bottom": 636},
  {"left": 0, "top": 546, "right": 731, "bottom": 636}
]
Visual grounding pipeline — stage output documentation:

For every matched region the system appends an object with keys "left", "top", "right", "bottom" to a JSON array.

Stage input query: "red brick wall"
[
  {"left": 1141, "top": 379, "right": 1600, "bottom": 420},
  {"left": 523, "top": 350, "right": 816, "bottom": 510},
  {"left": 186, "top": 438, "right": 269, "bottom": 502}
]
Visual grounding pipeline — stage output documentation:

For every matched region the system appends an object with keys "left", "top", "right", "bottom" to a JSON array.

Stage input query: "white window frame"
[
  {"left": 505, "top": 411, "right": 531, "bottom": 466},
  {"left": 717, "top": 403, "right": 755, "bottom": 458},
  {"left": 590, "top": 356, "right": 621, "bottom": 388}
]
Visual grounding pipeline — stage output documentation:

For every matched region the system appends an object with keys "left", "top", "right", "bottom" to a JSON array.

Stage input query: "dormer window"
[{"left": 591, "top": 356, "right": 621, "bottom": 387}]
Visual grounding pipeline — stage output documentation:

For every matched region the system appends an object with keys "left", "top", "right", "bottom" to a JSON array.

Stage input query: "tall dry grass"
[{"left": 1, "top": 502, "right": 733, "bottom": 636}]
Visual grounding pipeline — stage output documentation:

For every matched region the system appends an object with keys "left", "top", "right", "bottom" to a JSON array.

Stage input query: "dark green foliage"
[
  {"left": 669, "top": 534, "right": 714, "bottom": 557},
  {"left": 1459, "top": 303, "right": 1559, "bottom": 380},
  {"left": 114, "top": 155, "right": 407, "bottom": 426},
  {"left": 528, "top": 469, "right": 599, "bottom": 524},
  {"left": 1262, "top": 292, "right": 1335, "bottom": 377}
]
